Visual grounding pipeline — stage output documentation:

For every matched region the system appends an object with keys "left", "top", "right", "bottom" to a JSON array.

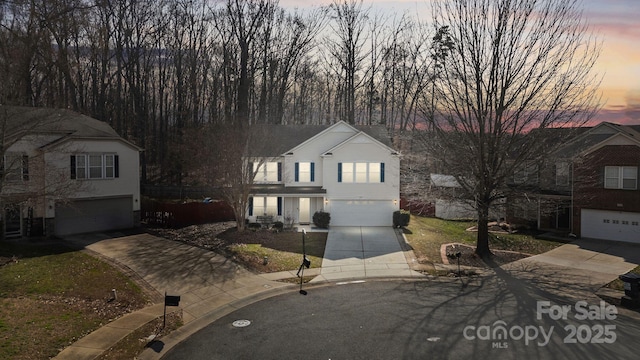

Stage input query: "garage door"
[
  {"left": 581, "top": 209, "right": 640, "bottom": 244},
  {"left": 329, "top": 200, "right": 394, "bottom": 226},
  {"left": 55, "top": 197, "right": 134, "bottom": 236}
]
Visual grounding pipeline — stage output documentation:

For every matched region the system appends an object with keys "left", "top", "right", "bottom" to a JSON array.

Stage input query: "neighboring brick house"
[{"left": 507, "top": 122, "right": 640, "bottom": 244}]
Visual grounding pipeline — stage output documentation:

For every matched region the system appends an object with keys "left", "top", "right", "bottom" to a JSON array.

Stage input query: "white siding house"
[
  {"left": 2, "top": 107, "right": 141, "bottom": 238},
  {"left": 248, "top": 121, "right": 400, "bottom": 227}
]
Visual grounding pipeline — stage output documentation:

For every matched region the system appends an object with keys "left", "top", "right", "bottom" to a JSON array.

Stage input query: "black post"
[
  {"left": 299, "top": 229, "right": 308, "bottom": 295},
  {"left": 163, "top": 291, "right": 167, "bottom": 329}
]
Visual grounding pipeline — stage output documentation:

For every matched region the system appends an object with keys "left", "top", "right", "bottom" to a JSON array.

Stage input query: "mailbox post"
[
  {"left": 164, "top": 291, "right": 181, "bottom": 328},
  {"left": 296, "top": 229, "right": 311, "bottom": 295}
]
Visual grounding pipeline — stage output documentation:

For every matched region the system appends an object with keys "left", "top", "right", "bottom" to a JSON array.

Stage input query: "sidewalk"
[{"left": 54, "top": 228, "right": 420, "bottom": 360}]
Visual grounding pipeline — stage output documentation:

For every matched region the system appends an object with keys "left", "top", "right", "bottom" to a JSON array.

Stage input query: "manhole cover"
[{"left": 232, "top": 320, "right": 251, "bottom": 328}]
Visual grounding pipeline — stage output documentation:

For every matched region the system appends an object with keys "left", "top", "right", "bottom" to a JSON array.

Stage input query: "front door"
[{"left": 299, "top": 198, "right": 310, "bottom": 224}]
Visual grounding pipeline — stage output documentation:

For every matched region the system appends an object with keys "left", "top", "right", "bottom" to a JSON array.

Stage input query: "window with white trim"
[
  {"left": 253, "top": 161, "right": 281, "bottom": 182},
  {"left": 604, "top": 166, "right": 637, "bottom": 190},
  {"left": 514, "top": 161, "right": 538, "bottom": 185},
  {"left": 339, "top": 162, "right": 385, "bottom": 183},
  {"left": 555, "top": 162, "right": 570, "bottom": 186},
  {"left": 297, "top": 162, "right": 313, "bottom": 182},
  {"left": 71, "top": 154, "right": 119, "bottom": 180},
  {"left": 2, "top": 153, "right": 29, "bottom": 182},
  {"left": 249, "top": 196, "right": 282, "bottom": 216}
]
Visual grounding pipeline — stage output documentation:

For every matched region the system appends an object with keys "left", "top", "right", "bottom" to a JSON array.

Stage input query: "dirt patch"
[{"left": 443, "top": 243, "right": 530, "bottom": 268}]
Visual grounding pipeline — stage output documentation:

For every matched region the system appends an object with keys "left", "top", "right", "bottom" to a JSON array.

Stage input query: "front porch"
[{"left": 248, "top": 185, "right": 327, "bottom": 227}]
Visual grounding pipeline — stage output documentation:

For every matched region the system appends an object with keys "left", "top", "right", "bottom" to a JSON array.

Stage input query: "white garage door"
[
  {"left": 55, "top": 197, "right": 134, "bottom": 236},
  {"left": 581, "top": 209, "right": 640, "bottom": 244},
  {"left": 329, "top": 200, "right": 394, "bottom": 226}
]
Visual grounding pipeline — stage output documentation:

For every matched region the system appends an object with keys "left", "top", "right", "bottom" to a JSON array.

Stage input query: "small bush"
[
  {"left": 248, "top": 222, "right": 262, "bottom": 230},
  {"left": 313, "top": 211, "right": 331, "bottom": 229},
  {"left": 393, "top": 210, "right": 410, "bottom": 228},
  {"left": 272, "top": 221, "right": 284, "bottom": 231}
]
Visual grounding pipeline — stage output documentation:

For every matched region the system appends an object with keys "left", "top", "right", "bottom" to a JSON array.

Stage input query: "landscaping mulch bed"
[
  {"left": 443, "top": 243, "right": 530, "bottom": 268},
  {"left": 145, "top": 222, "right": 237, "bottom": 251}
]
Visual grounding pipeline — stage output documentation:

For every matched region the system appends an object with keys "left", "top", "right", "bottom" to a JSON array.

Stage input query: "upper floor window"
[
  {"left": 295, "top": 162, "right": 314, "bottom": 182},
  {"left": 2, "top": 153, "right": 29, "bottom": 182},
  {"left": 338, "top": 162, "right": 385, "bottom": 183},
  {"left": 514, "top": 161, "right": 538, "bottom": 185},
  {"left": 555, "top": 162, "right": 570, "bottom": 186},
  {"left": 71, "top": 154, "right": 119, "bottom": 180},
  {"left": 254, "top": 161, "right": 281, "bottom": 182},
  {"left": 605, "top": 166, "right": 637, "bottom": 190}
]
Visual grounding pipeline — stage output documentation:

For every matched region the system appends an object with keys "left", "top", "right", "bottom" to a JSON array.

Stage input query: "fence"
[{"left": 141, "top": 199, "right": 235, "bottom": 228}]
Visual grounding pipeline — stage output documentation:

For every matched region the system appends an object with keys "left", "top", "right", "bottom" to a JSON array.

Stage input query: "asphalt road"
[{"left": 163, "top": 278, "right": 640, "bottom": 360}]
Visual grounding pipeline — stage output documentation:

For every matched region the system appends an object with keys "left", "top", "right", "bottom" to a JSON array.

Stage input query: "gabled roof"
[
  {"left": 554, "top": 122, "right": 640, "bottom": 157},
  {"left": 250, "top": 121, "right": 394, "bottom": 157},
  {"left": 321, "top": 129, "right": 399, "bottom": 156},
  {"left": 2, "top": 106, "right": 142, "bottom": 151}
]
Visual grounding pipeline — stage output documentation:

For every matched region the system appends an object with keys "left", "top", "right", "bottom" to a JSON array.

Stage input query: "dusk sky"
[{"left": 281, "top": 0, "right": 640, "bottom": 125}]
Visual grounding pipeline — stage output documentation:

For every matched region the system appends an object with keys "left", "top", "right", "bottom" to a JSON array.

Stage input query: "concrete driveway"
[
  {"left": 503, "top": 238, "right": 640, "bottom": 297},
  {"left": 312, "top": 226, "right": 423, "bottom": 282}
]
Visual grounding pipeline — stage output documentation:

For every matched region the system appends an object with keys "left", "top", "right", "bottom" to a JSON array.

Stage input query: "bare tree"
[
  {"left": 325, "top": 0, "right": 369, "bottom": 124},
  {"left": 424, "top": 0, "right": 601, "bottom": 258},
  {"left": 181, "top": 123, "right": 270, "bottom": 231}
]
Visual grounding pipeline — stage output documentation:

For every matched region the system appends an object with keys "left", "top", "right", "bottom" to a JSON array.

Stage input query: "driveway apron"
[
  {"left": 316, "top": 226, "right": 420, "bottom": 281},
  {"left": 502, "top": 238, "right": 640, "bottom": 296}
]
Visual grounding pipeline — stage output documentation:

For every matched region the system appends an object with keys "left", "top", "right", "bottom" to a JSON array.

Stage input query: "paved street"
[
  {"left": 162, "top": 279, "right": 640, "bottom": 360},
  {"left": 57, "top": 229, "right": 640, "bottom": 360}
]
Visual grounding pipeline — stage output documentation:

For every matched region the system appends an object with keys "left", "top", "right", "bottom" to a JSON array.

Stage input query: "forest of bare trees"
[{"left": 0, "top": 0, "right": 439, "bottom": 185}]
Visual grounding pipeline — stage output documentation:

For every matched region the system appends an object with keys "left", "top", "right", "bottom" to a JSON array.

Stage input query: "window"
[
  {"left": 295, "top": 162, "right": 314, "bottom": 182},
  {"left": 355, "top": 163, "right": 367, "bottom": 183},
  {"left": 253, "top": 161, "right": 281, "bottom": 182},
  {"left": 514, "top": 162, "right": 538, "bottom": 185},
  {"left": 2, "top": 153, "right": 29, "bottom": 182},
  {"left": 71, "top": 154, "right": 119, "bottom": 180},
  {"left": 249, "top": 196, "right": 282, "bottom": 216},
  {"left": 555, "top": 162, "right": 570, "bottom": 186},
  {"left": 338, "top": 162, "right": 385, "bottom": 183},
  {"left": 604, "top": 166, "right": 637, "bottom": 190}
]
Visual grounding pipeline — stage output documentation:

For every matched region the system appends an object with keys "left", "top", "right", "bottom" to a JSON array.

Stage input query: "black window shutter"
[
  {"left": 277, "top": 197, "right": 283, "bottom": 216},
  {"left": 277, "top": 162, "right": 282, "bottom": 182},
  {"left": 248, "top": 197, "right": 254, "bottom": 216},
  {"left": 114, "top": 155, "right": 119, "bottom": 178},
  {"left": 70, "top": 155, "right": 76, "bottom": 179},
  {"left": 22, "top": 155, "right": 29, "bottom": 181}
]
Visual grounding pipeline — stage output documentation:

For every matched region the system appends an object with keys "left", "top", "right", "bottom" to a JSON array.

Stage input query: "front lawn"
[
  {"left": 219, "top": 228, "right": 327, "bottom": 273},
  {"left": 404, "top": 215, "right": 564, "bottom": 269},
  {"left": 0, "top": 241, "right": 150, "bottom": 360}
]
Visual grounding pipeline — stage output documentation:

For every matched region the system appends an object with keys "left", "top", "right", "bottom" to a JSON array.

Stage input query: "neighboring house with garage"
[
  {"left": 247, "top": 121, "right": 400, "bottom": 227},
  {"left": 507, "top": 122, "right": 640, "bottom": 244},
  {"left": 1, "top": 106, "right": 141, "bottom": 238}
]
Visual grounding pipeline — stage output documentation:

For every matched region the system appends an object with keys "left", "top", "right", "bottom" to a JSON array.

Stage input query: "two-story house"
[
  {"left": 507, "top": 122, "right": 640, "bottom": 244},
  {"left": 2, "top": 106, "right": 142, "bottom": 238},
  {"left": 247, "top": 121, "right": 400, "bottom": 227}
]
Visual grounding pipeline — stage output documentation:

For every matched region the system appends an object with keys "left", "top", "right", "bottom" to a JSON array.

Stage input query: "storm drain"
[{"left": 232, "top": 320, "right": 251, "bottom": 328}]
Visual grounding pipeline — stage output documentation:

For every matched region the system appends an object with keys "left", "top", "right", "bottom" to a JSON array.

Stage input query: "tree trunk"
[{"left": 475, "top": 199, "right": 491, "bottom": 259}]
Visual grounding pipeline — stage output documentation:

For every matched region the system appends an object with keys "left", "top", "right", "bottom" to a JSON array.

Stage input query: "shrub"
[
  {"left": 313, "top": 211, "right": 331, "bottom": 229},
  {"left": 272, "top": 221, "right": 284, "bottom": 231},
  {"left": 247, "top": 222, "right": 262, "bottom": 230},
  {"left": 393, "top": 210, "right": 410, "bottom": 228}
]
